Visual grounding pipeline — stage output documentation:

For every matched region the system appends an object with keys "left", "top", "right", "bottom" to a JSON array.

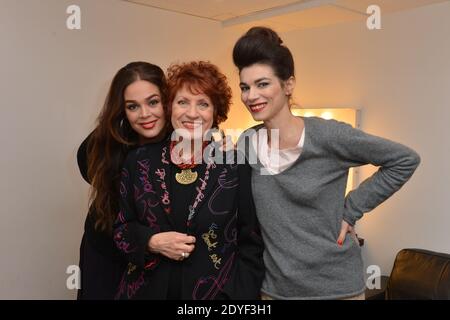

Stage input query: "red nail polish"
[{"left": 337, "top": 240, "right": 342, "bottom": 246}]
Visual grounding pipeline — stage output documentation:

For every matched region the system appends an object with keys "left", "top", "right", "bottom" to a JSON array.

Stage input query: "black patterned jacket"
[{"left": 113, "top": 138, "right": 264, "bottom": 300}]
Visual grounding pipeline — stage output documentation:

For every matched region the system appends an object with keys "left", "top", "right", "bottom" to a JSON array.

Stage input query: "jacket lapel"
[
  {"left": 186, "top": 142, "right": 224, "bottom": 229},
  {"left": 149, "top": 140, "right": 176, "bottom": 228}
]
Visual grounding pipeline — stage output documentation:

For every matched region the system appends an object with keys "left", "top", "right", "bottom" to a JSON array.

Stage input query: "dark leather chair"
[{"left": 366, "top": 248, "right": 450, "bottom": 300}]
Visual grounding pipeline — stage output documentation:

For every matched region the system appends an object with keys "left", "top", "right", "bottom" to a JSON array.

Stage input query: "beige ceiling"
[{"left": 123, "top": 0, "right": 449, "bottom": 31}]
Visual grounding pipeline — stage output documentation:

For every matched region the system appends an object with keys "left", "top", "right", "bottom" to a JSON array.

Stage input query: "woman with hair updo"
[
  {"left": 113, "top": 61, "right": 264, "bottom": 300},
  {"left": 77, "top": 62, "right": 169, "bottom": 299},
  {"left": 233, "top": 26, "right": 420, "bottom": 300}
]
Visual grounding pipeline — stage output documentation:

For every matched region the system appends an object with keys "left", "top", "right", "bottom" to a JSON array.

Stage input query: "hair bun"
[
  {"left": 245, "top": 26, "right": 283, "bottom": 46},
  {"left": 233, "top": 26, "right": 294, "bottom": 80}
]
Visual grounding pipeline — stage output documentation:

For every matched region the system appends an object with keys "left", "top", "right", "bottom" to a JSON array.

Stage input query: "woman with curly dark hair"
[
  {"left": 77, "top": 61, "right": 168, "bottom": 299},
  {"left": 113, "top": 61, "right": 264, "bottom": 300}
]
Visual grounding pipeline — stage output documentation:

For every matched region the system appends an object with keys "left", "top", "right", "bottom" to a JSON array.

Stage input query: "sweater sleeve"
[
  {"left": 325, "top": 120, "right": 421, "bottom": 226},
  {"left": 113, "top": 150, "right": 160, "bottom": 270}
]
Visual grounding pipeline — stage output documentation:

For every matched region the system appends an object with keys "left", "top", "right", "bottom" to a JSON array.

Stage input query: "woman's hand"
[
  {"left": 148, "top": 232, "right": 196, "bottom": 261},
  {"left": 337, "top": 220, "right": 355, "bottom": 246}
]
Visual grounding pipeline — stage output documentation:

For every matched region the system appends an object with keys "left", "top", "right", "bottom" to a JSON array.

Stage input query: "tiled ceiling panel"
[
  {"left": 123, "top": 0, "right": 450, "bottom": 30},
  {"left": 125, "top": 0, "right": 312, "bottom": 20},
  {"left": 336, "top": 0, "right": 448, "bottom": 14}
]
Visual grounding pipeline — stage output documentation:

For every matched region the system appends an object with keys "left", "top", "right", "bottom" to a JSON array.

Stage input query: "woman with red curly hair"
[{"left": 113, "top": 61, "right": 264, "bottom": 300}]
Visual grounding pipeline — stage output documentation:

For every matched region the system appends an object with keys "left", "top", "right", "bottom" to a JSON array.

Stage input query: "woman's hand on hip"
[
  {"left": 148, "top": 232, "right": 196, "bottom": 261},
  {"left": 337, "top": 220, "right": 354, "bottom": 246}
]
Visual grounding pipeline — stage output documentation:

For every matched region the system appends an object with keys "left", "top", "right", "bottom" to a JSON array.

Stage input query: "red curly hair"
[{"left": 166, "top": 61, "right": 232, "bottom": 128}]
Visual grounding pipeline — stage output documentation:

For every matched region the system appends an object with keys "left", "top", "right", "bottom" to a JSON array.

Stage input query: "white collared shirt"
[{"left": 254, "top": 127, "right": 305, "bottom": 175}]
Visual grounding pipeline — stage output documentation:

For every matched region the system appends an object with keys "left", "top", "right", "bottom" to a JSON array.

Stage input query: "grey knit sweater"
[{"left": 239, "top": 117, "right": 420, "bottom": 299}]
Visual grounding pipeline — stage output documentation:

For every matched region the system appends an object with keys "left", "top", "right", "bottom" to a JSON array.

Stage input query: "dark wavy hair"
[
  {"left": 232, "top": 26, "right": 295, "bottom": 81},
  {"left": 166, "top": 61, "right": 232, "bottom": 129},
  {"left": 87, "top": 62, "right": 167, "bottom": 233}
]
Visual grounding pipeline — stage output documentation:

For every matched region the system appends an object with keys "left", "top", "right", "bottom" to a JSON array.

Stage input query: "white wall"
[
  {"left": 1, "top": 0, "right": 449, "bottom": 299},
  {"left": 0, "top": 0, "right": 224, "bottom": 299},
  {"left": 280, "top": 1, "right": 450, "bottom": 277}
]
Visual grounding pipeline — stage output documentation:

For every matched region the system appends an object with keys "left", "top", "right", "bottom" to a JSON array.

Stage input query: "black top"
[
  {"left": 169, "top": 164, "right": 198, "bottom": 234},
  {"left": 166, "top": 163, "right": 195, "bottom": 299},
  {"left": 76, "top": 132, "right": 122, "bottom": 261}
]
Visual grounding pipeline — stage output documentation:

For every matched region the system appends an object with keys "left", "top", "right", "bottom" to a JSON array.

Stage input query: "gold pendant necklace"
[{"left": 175, "top": 168, "right": 198, "bottom": 185}]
